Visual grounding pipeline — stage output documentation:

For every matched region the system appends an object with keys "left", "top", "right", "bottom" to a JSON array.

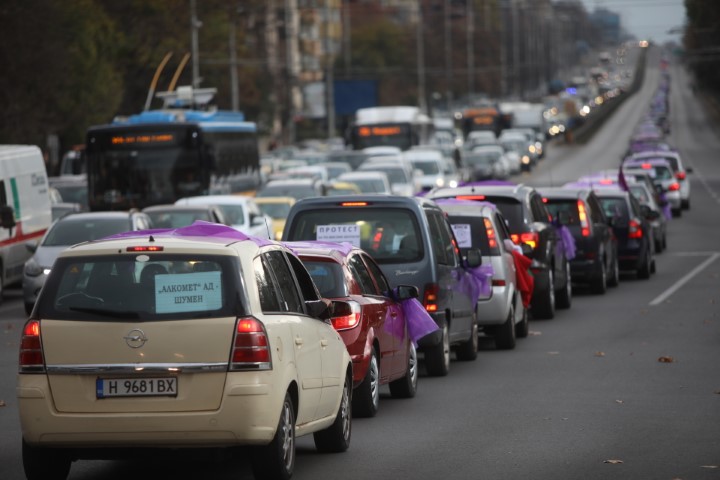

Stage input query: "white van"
[{"left": 0, "top": 146, "right": 52, "bottom": 300}]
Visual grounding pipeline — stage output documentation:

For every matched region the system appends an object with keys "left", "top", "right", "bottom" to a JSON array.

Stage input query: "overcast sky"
[{"left": 580, "top": 0, "right": 686, "bottom": 44}]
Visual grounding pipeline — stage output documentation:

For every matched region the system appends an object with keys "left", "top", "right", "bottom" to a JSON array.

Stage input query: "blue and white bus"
[
  {"left": 86, "top": 87, "right": 260, "bottom": 211},
  {"left": 349, "top": 106, "right": 434, "bottom": 151}
]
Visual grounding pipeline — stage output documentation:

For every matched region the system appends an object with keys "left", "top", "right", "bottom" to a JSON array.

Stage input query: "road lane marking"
[
  {"left": 649, "top": 252, "right": 720, "bottom": 306},
  {"left": 690, "top": 165, "right": 720, "bottom": 204}
]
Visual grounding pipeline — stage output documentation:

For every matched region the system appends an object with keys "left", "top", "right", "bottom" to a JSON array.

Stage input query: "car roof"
[
  {"left": 61, "top": 211, "right": 136, "bottom": 221},
  {"left": 143, "top": 204, "right": 217, "bottom": 212},
  {"left": 291, "top": 194, "right": 436, "bottom": 210},
  {"left": 253, "top": 196, "right": 296, "bottom": 204},
  {"left": 536, "top": 186, "right": 592, "bottom": 200},
  {"left": 264, "top": 178, "right": 319, "bottom": 186},
  {"left": 339, "top": 171, "right": 390, "bottom": 179},
  {"left": 431, "top": 183, "right": 533, "bottom": 200},
  {"left": 176, "top": 195, "right": 253, "bottom": 205}
]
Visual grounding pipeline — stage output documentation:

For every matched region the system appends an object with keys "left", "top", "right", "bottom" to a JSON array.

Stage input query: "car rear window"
[
  {"left": 446, "top": 215, "right": 501, "bottom": 256},
  {"left": 286, "top": 207, "right": 424, "bottom": 264},
  {"left": 257, "top": 184, "right": 318, "bottom": 199},
  {"left": 36, "top": 254, "right": 242, "bottom": 321},
  {"left": 544, "top": 200, "right": 580, "bottom": 226},
  {"left": 43, "top": 218, "right": 130, "bottom": 246},
  {"left": 411, "top": 160, "right": 440, "bottom": 175},
  {"left": 301, "top": 259, "right": 348, "bottom": 298},
  {"left": 598, "top": 197, "right": 630, "bottom": 224},
  {"left": 481, "top": 197, "right": 525, "bottom": 232}
]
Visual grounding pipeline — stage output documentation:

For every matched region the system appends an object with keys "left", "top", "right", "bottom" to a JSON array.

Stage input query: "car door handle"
[{"left": 295, "top": 337, "right": 304, "bottom": 346}]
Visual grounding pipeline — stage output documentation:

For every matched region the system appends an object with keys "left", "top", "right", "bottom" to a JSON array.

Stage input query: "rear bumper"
[
  {"left": 476, "top": 286, "right": 510, "bottom": 326},
  {"left": 569, "top": 258, "right": 601, "bottom": 283},
  {"left": 18, "top": 373, "right": 285, "bottom": 448}
]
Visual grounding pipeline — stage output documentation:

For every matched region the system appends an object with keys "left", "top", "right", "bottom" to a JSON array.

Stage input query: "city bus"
[
  {"left": 348, "top": 106, "right": 433, "bottom": 151},
  {"left": 85, "top": 87, "right": 260, "bottom": 211}
]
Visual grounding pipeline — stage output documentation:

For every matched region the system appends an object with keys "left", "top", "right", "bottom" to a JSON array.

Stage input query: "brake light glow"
[
  {"left": 372, "top": 230, "right": 384, "bottom": 250},
  {"left": 628, "top": 219, "right": 643, "bottom": 239},
  {"left": 19, "top": 320, "right": 45, "bottom": 373},
  {"left": 331, "top": 301, "right": 362, "bottom": 331},
  {"left": 516, "top": 232, "right": 539, "bottom": 249},
  {"left": 491, "top": 279, "right": 506, "bottom": 287},
  {"left": 423, "top": 283, "right": 440, "bottom": 312},
  {"left": 127, "top": 246, "right": 164, "bottom": 252},
  {"left": 675, "top": 171, "right": 686, "bottom": 180},
  {"left": 667, "top": 182, "right": 681, "bottom": 191},
  {"left": 577, "top": 200, "right": 590, "bottom": 237},
  {"left": 599, "top": 178, "right": 614, "bottom": 185},
  {"left": 641, "top": 163, "right": 653, "bottom": 170},
  {"left": 484, "top": 218, "right": 497, "bottom": 248},
  {"left": 542, "top": 197, "right": 548, "bottom": 203},
  {"left": 456, "top": 195, "right": 485, "bottom": 201},
  {"left": 230, "top": 317, "right": 271, "bottom": 370},
  {"left": 340, "top": 202, "right": 368, "bottom": 207}
]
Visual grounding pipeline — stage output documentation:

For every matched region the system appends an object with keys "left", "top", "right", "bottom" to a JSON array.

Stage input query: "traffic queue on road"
[{"left": 10, "top": 59, "right": 690, "bottom": 480}]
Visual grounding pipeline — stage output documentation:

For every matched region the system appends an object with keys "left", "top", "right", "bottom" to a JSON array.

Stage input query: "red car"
[{"left": 286, "top": 241, "right": 419, "bottom": 418}]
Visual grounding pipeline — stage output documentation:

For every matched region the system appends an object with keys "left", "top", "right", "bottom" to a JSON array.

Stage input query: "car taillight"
[
  {"left": 19, "top": 320, "right": 45, "bottom": 373},
  {"left": 675, "top": 171, "right": 686, "bottom": 180},
  {"left": 484, "top": 218, "right": 497, "bottom": 248},
  {"left": 230, "top": 317, "right": 271, "bottom": 371},
  {"left": 667, "top": 182, "right": 680, "bottom": 191},
  {"left": 423, "top": 283, "right": 440, "bottom": 313},
  {"left": 628, "top": 218, "right": 643, "bottom": 239},
  {"left": 331, "top": 301, "right": 361, "bottom": 331},
  {"left": 520, "top": 232, "right": 539, "bottom": 249},
  {"left": 492, "top": 279, "right": 506, "bottom": 287},
  {"left": 577, "top": 200, "right": 590, "bottom": 237},
  {"left": 456, "top": 195, "right": 485, "bottom": 201}
]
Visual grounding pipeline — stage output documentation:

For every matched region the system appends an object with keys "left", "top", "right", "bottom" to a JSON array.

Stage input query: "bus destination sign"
[{"left": 110, "top": 133, "right": 176, "bottom": 146}]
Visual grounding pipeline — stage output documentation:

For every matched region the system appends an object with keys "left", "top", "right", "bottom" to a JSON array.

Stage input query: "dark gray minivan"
[{"left": 282, "top": 195, "right": 480, "bottom": 376}]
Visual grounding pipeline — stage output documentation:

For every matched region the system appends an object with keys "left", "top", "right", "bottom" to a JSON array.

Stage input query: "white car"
[
  {"left": 629, "top": 150, "right": 692, "bottom": 209},
  {"left": 336, "top": 171, "right": 392, "bottom": 194},
  {"left": 175, "top": 195, "right": 272, "bottom": 238},
  {"left": 18, "top": 224, "right": 353, "bottom": 479},
  {"left": 358, "top": 161, "right": 417, "bottom": 196},
  {"left": 404, "top": 149, "right": 447, "bottom": 191},
  {"left": 437, "top": 200, "right": 528, "bottom": 349}
]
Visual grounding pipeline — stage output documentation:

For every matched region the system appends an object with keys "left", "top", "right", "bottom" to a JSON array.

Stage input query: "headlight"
[
  {"left": 24, "top": 258, "right": 45, "bottom": 277},
  {"left": 435, "top": 177, "right": 445, "bottom": 187},
  {"left": 449, "top": 180, "right": 458, "bottom": 188},
  {"left": 522, "top": 156, "right": 531, "bottom": 164}
]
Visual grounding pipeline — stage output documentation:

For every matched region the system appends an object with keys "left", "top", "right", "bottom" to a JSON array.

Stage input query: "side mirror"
[
  {"left": 639, "top": 204, "right": 652, "bottom": 218},
  {"left": 646, "top": 209, "right": 661, "bottom": 221},
  {"left": 394, "top": 285, "right": 419, "bottom": 301},
  {"left": 464, "top": 248, "right": 482, "bottom": 268},
  {"left": 305, "top": 299, "right": 332, "bottom": 321},
  {"left": 0, "top": 205, "right": 16, "bottom": 230}
]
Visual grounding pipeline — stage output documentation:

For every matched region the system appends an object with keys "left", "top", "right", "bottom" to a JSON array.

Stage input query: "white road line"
[
  {"left": 690, "top": 164, "right": 720, "bottom": 204},
  {"left": 649, "top": 252, "right": 720, "bottom": 306}
]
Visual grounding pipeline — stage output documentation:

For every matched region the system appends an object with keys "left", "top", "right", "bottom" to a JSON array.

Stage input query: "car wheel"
[
  {"left": 662, "top": 233, "right": 668, "bottom": 251},
  {"left": 515, "top": 304, "right": 529, "bottom": 338},
  {"left": 655, "top": 236, "right": 664, "bottom": 254},
  {"left": 682, "top": 198, "right": 690, "bottom": 210},
  {"left": 314, "top": 373, "right": 352, "bottom": 453},
  {"left": 590, "top": 259, "right": 607, "bottom": 295},
  {"left": 251, "top": 392, "right": 296, "bottom": 480},
  {"left": 555, "top": 261, "right": 572, "bottom": 308},
  {"left": 22, "top": 439, "right": 72, "bottom": 480},
  {"left": 531, "top": 268, "right": 555, "bottom": 320},
  {"left": 672, "top": 208, "right": 682, "bottom": 218},
  {"left": 389, "top": 342, "right": 418, "bottom": 399},
  {"left": 425, "top": 321, "right": 450, "bottom": 377},
  {"left": 607, "top": 255, "right": 620, "bottom": 288},
  {"left": 352, "top": 348, "right": 380, "bottom": 418},
  {"left": 455, "top": 314, "right": 478, "bottom": 361},
  {"left": 637, "top": 251, "right": 652, "bottom": 280},
  {"left": 495, "top": 306, "right": 516, "bottom": 350}
]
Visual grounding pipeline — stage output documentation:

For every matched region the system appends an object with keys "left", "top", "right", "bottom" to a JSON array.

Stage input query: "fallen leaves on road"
[
  {"left": 714, "top": 390, "right": 720, "bottom": 395},
  {"left": 701, "top": 465, "right": 719, "bottom": 469},
  {"left": 594, "top": 351, "right": 605, "bottom": 357},
  {"left": 528, "top": 331, "right": 542, "bottom": 336},
  {"left": 615, "top": 399, "right": 624, "bottom": 404},
  {"left": 547, "top": 351, "right": 560, "bottom": 355},
  {"left": 658, "top": 356, "right": 675, "bottom": 363},
  {"left": 0, "top": 400, "right": 6, "bottom": 407},
  {"left": 604, "top": 459, "right": 623, "bottom": 464}
]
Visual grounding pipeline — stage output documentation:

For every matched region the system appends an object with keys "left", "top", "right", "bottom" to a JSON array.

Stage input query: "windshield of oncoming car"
[
  {"left": 411, "top": 160, "right": 441, "bottom": 175},
  {"left": 37, "top": 254, "right": 240, "bottom": 320},
  {"left": 257, "top": 202, "right": 292, "bottom": 219},
  {"left": 286, "top": 207, "right": 424, "bottom": 263},
  {"left": 256, "top": 183, "right": 318, "bottom": 199},
  {"left": 301, "top": 260, "right": 348, "bottom": 298},
  {"left": 145, "top": 210, "right": 213, "bottom": 228},
  {"left": 339, "top": 177, "right": 387, "bottom": 193}
]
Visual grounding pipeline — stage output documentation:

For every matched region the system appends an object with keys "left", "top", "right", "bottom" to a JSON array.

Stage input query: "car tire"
[
  {"left": 607, "top": 255, "right": 620, "bottom": 288},
  {"left": 314, "top": 373, "right": 352, "bottom": 453},
  {"left": 389, "top": 342, "right": 418, "bottom": 399},
  {"left": 655, "top": 236, "right": 664, "bottom": 254},
  {"left": 251, "top": 392, "right": 296, "bottom": 480},
  {"left": 637, "top": 251, "right": 652, "bottom": 280},
  {"left": 424, "top": 322, "right": 450, "bottom": 377},
  {"left": 22, "top": 439, "right": 72, "bottom": 480},
  {"left": 515, "top": 304, "right": 529, "bottom": 338},
  {"left": 590, "top": 260, "right": 607, "bottom": 295},
  {"left": 352, "top": 348, "right": 380, "bottom": 418},
  {"left": 555, "top": 261, "right": 572, "bottom": 308},
  {"left": 672, "top": 208, "right": 682, "bottom": 218},
  {"left": 455, "top": 315, "right": 478, "bottom": 361},
  {"left": 662, "top": 233, "right": 668, "bottom": 251},
  {"left": 495, "top": 306, "right": 517, "bottom": 350},
  {"left": 531, "top": 269, "right": 555, "bottom": 320},
  {"left": 682, "top": 198, "right": 690, "bottom": 210}
]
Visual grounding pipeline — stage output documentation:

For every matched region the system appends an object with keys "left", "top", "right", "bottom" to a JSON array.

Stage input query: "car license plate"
[{"left": 96, "top": 377, "right": 178, "bottom": 398}]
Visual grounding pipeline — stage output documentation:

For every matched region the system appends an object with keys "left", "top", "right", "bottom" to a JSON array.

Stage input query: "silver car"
[
  {"left": 437, "top": 200, "right": 529, "bottom": 349},
  {"left": 22, "top": 211, "right": 151, "bottom": 314}
]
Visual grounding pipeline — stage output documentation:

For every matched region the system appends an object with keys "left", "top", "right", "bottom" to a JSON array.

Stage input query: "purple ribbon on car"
[
  {"left": 451, "top": 265, "right": 494, "bottom": 311},
  {"left": 103, "top": 220, "right": 274, "bottom": 247},
  {"left": 400, "top": 297, "right": 440, "bottom": 347},
  {"left": 659, "top": 193, "right": 672, "bottom": 220},
  {"left": 554, "top": 225, "right": 576, "bottom": 261}
]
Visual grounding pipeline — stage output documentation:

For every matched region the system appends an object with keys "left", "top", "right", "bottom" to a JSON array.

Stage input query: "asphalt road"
[{"left": 1, "top": 45, "right": 719, "bottom": 479}]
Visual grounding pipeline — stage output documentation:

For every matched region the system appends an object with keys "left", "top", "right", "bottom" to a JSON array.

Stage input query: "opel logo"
[{"left": 124, "top": 329, "right": 148, "bottom": 349}]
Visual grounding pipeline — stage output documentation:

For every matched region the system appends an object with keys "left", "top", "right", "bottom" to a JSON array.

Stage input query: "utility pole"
[
  {"left": 285, "top": 0, "right": 298, "bottom": 145},
  {"left": 343, "top": 0, "right": 351, "bottom": 76},
  {"left": 190, "top": 0, "right": 201, "bottom": 88},
  {"left": 416, "top": 1, "right": 427, "bottom": 113},
  {"left": 326, "top": 0, "right": 336, "bottom": 139},
  {"left": 466, "top": 0, "right": 474, "bottom": 100},
  {"left": 229, "top": 11, "right": 239, "bottom": 111},
  {"left": 444, "top": 0, "right": 452, "bottom": 113}
]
